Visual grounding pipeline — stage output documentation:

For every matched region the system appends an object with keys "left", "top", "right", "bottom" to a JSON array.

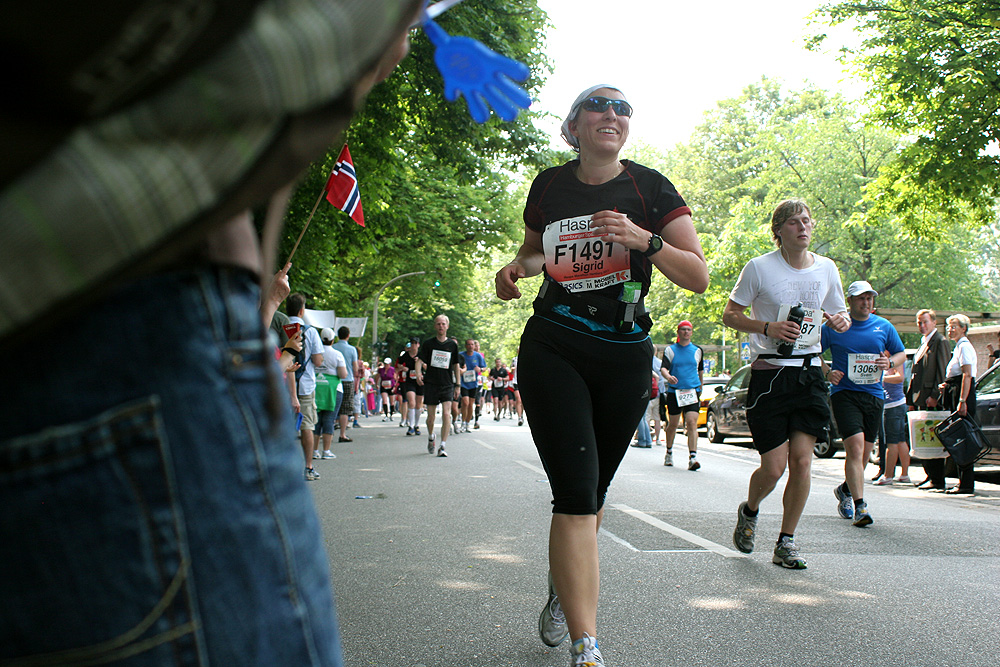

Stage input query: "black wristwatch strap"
[{"left": 642, "top": 234, "right": 663, "bottom": 257}]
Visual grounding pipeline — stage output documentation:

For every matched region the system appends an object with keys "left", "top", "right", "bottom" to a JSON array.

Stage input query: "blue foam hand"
[{"left": 422, "top": 19, "right": 531, "bottom": 123}]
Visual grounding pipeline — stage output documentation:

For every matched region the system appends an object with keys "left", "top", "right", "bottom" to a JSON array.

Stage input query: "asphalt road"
[{"left": 309, "top": 412, "right": 1000, "bottom": 667}]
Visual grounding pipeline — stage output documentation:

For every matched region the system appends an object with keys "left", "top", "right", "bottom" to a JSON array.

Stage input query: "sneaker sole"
[
  {"left": 834, "top": 486, "right": 854, "bottom": 519},
  {"left": 732, "top": 503, "right": 756, "bottom": 554},
  {"left": 853, "top": 515, "right": 873, "bottom": 527},
  {"left": 772, "top": 556, "right": 807, "bottom": 569}
]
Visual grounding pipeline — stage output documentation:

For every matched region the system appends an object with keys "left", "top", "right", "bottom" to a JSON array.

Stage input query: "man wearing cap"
[
  {"left": 821, "top": 281, "right": 905, "bottom": 527},
  {"left": 660, "top": 320, "right": 705, "bottom": 469},
  {"left": 287, "top": 294, "right": 326, "bottom": 480},
  {"left": 398, "top": 336, "right": 424, "bottom": 436},
  {"left": 315, "top": 328, "right": 349, "bottom": 461}
]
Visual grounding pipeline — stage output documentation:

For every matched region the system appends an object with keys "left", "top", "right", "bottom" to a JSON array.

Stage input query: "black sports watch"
[{"left": 641, "top": 233, "right": 663, "bottom": 257}]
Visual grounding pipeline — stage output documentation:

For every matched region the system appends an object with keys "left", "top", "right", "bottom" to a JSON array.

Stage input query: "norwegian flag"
[{"left": 324, "top": 144, "right": 365, "bottom": 227}]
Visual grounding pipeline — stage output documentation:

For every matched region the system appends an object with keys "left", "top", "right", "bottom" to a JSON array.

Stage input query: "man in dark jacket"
[{"left": 907, "top": 309, "right": 952, "bottom": 489}]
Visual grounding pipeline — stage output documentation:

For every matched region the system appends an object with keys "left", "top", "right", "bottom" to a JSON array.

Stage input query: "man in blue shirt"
[
  {"left": 459, "top": 338, "right": 487, "bottom": 433},
  {"left": 821, "top": 281, "right": 905, "bottom": 527},
  {"left": 660, "top": 320, "right": 704, "bottom": 470}
]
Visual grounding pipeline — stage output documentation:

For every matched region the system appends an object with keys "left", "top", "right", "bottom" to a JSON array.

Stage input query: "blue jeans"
[
  {"left": 635, "top": 413, "right": 653, "bottom": 446},
  {"left": 0, "top": 268, "right": 342, "bottom": 666}
]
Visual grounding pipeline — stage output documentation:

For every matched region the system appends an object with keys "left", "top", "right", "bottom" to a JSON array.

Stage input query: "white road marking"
[
  {"left": 611, "top": 503, "right": 746, "bottom": 559},
  {"left": 514, "top": 460, "right": 546, "bottom": 475},
  {"left": 474, "top": 439, "right": 496, "bottom": 450}
]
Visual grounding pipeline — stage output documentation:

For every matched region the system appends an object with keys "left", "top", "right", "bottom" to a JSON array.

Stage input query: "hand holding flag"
[{"left": 285, "top": 143, "right": 365, "bottom": 265}]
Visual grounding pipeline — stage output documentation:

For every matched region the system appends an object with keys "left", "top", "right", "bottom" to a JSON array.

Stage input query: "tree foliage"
[
  {"left": 275, "top": 0, "right": 553, "bottom": 357},
  {"left": 812, "top": 0, "right": 1000, "bottom": 232},
  {"left": 649, "top": 80, "right": 995, "bottom": 360}
]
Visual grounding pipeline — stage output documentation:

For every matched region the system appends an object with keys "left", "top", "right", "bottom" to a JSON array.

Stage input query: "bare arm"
[
  {"left": 591, "top": 211, "right": 708, "bottom": 294},
  {"left": 722, "top": 299, "right": 798, "bottom": 344},
  {"left": 260, "top": 262, "right": 291, "bottom": 325},
  {"left": 647, "top": 214, "right": 708, "bottom": 294},
  {"left": 495, "top": 228, "right": 544, "bottom": 301}
]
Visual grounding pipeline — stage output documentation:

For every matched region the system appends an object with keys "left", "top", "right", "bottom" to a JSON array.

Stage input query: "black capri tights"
[{"left": 518, "top": 316, "right": 654, "bottom": 515}]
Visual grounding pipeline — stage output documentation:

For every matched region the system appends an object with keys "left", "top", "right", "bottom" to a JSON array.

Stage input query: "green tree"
[
  {"left": 812, "top": 0, "right": 1000, "bottom": 232},
  {"left": 276, "top": 0, "right": 553, "bottom": 360},
  {"left": 654, "top": 81, "right": 995, "bottom": 365}
]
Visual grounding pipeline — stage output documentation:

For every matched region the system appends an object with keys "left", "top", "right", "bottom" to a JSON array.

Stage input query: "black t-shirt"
[
  {"left": 488, "top": 366, "right": 508, "bottom": 388},
  {"left": 523, "top": 159, "right": 690, "bottom": 304},
  {"left": 397, "top": 350, "right": 419, "bottom": 384},
  {"left": 418, "top": 337, "right": 460, "bottom": 386}
]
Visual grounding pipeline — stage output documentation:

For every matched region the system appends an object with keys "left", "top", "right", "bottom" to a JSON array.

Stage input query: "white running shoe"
[
  {"left": 569, "top": 633, "right": 605, "bottom": 666},
  {"left": 322, "top": 450, "right": 336, "bottom": 459},
  {"left": 538, "top": 572, "right": 568, "bottom": 647}
]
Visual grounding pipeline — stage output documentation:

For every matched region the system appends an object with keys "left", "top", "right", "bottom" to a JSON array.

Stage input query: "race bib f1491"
[{"left": 542, "top": 215, "right": 630, "bottom": 293}]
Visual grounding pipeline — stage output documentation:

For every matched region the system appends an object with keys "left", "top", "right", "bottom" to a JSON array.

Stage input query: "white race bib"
[
  {"left": 462, "top": 369, "right": 476, "bottom": 383},
  {"left": 430, "top": 349, "right": 451, "bottom": 369},
  {"left": 676, "top": 388, "right": 698, "bottom": 407},
  {"left": 542, "top": 215, "right": 631, "bottom": 293},
  {"left": 381, "top": 380, "right": 392, "bottom": 389},
  {"left": 777, "top": 305, "right": 822, "bottom": 350},
  {"left": 847, "top": 353, "right": 883, "bottom": 385}
]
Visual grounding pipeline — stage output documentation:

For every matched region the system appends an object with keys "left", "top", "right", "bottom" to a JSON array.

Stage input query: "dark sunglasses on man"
[{"left": 581, "top": 96, "right": 633, "bottom": 117}]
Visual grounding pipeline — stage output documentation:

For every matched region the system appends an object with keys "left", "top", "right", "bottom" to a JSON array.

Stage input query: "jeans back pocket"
[{"left": 0, "top": 397, "right": 204, "bottom": 666}]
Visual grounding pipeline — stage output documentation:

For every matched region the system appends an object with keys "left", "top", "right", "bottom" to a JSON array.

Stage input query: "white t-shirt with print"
[{"left": 729, "top": 250, "right": 847, "bottom": 366}]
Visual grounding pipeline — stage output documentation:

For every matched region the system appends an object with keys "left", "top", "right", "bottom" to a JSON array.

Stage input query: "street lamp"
[{"left": 371, "top": 271, "right": 426, "bottom": 368}]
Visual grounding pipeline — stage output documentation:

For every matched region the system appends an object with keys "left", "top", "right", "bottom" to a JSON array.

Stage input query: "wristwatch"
[{"left": 642, "top": 233, "right": 663, "bottom": 257}]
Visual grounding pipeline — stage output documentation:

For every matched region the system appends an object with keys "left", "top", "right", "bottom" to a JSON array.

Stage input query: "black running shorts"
[
  {"left": 400, "top": 381, "right": 423, "bottom": 397},
  {"left": 746, "top": 365, "right": 830, "bottom": 454},
  {"left": 423, "top": 383, "right": 455, "bottom": 406},
  {"left": 664, "top": 390, "right": 700, "bottom": 417},
  {"left": 518, "top": 315, "right": 653, "bottom": 515},
  {"left": 831, "top": 390, "right": 884, "bottom": 442}
]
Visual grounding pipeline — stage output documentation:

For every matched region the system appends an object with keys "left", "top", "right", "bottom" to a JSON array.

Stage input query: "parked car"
[
  {"left": 694, "top": 376, "right": 731, "bottom": 430},
  {"left": 974, "top": 361, "right": 1000, "bottom": 467},
  {"left": 705, "top": 364, "right": 842, "bottom": 457}
]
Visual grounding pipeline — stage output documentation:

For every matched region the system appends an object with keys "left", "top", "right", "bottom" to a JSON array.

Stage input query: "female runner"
[{"left": 495, "top": 85, "right": 707, "bottom": 666}]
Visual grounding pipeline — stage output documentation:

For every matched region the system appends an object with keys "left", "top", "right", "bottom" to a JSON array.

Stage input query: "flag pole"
[{"left": 285, "top": 186, "right": 327, "bottom": 265}]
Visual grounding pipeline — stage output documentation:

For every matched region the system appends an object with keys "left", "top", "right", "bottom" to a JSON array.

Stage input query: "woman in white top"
[{"left": 940, "top": 313, "right": 978, "bottom": 494}]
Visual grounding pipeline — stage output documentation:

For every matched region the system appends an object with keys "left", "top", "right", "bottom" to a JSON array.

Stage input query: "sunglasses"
[{"left": 580, "top": 96, "right": 633, "bottom": 117}]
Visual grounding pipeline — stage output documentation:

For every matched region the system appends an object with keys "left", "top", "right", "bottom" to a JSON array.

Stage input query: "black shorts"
[
  {"left": 664, "top": 390, "right": 700, "bottom": 417},
  {"left": 491, "top": 386, "right": 506, "bottom": 399},
  {"left": 460, "top": 386, "right": 477, "bottom": 398},
  {"left": 518, "top": 315, "right": 653, "bottom": 515},
  {"left": 658, "top": 393, "right": 668, "bottom": 422},
  {"left": 831, "top": 390, "right": 884, "bottom": 442},
  {"left": 746, "top": 366, "right": 830, "bottom": 454},
  {"left": 423, "top": 383, "right": 455, "bottom": 406},
  {"left": 400, "top": 381, "right": 423, "bottom": 397}
]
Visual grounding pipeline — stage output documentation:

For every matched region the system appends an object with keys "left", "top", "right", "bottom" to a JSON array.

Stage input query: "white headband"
[{"left": 560, "top": 84, "right": 626, "bottom": 150}]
